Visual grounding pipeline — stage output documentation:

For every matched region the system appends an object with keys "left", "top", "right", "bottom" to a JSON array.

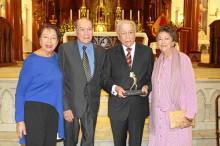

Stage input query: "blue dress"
[{"left": 15, "top": 52, "right": 65, "bottom": 144}]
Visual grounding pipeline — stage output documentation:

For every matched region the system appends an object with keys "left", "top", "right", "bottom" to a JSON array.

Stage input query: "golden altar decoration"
[
  {"left": 115, "top": 0, "right": 122, "bottom": 30},
  {"left": 94, "top": 0, "right": 109, "bottom": 32},
  {"left": 79, "top": 0, "right": 87, "bottom": 18},
  {"left": 59, "top": 0, "right": 144, "bottom": 33},
  {"left": 33, "top": 0, "right": 58, "bottom": 26},
  {"left": 49, "top": 1, "right": 57, "bottom": 25}
]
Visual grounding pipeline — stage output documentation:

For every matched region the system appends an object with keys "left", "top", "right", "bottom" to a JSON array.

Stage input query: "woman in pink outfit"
[{"left": 148, "top": 26, "right": 197, "bottom": 146}]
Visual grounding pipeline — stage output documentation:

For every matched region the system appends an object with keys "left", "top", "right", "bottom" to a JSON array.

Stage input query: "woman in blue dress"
[{"left": 15, "top": 23, "right": 64, "bottom": 146}]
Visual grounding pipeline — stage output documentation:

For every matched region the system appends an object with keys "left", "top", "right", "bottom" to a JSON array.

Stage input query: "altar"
[{"left": 63, "top": 32, "right": 149, "bottom": 49}]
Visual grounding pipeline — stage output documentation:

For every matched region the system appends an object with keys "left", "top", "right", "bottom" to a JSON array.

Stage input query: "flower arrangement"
[
  {"left": 59, "top": 19, "right": 75, "bottom": 37},
  {"left": 132, "top": 20, "right": 144, "bottom": 32}
]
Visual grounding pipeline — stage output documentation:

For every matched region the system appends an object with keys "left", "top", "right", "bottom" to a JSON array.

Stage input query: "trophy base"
[{"left": 123, "top": 90, "right": 146, "bottom": 96}]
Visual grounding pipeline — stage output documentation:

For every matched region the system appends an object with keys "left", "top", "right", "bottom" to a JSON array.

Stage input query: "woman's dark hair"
[
  {"left": 37, "top": 23, "right": 62, "bottom": 41},
  {"left": 156, "top": 25, "right": 177, "bottom": 42}
]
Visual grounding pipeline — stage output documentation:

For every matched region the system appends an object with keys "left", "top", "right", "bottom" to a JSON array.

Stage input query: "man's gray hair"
[{"left": 116, "top": 20, "right": 136, "bottom": 34}]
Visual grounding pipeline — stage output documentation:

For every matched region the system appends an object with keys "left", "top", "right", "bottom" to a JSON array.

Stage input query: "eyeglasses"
[{"left": 120, "top": 31, "right": 135, "bottom": 36}]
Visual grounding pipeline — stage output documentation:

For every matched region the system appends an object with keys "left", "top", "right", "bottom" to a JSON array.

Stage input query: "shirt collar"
[
  {"left": 77, "top": 40, "right": 92, "bottom": 51},
  {"left": 122, "top": 42, "right": 136, "bottom": 51}
]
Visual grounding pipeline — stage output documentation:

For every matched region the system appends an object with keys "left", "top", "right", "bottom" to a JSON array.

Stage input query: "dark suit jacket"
[
  {"left": 58, "top": 40, "right": 105, "bottom": 118},
  {"left": 101, "top": 42, "right": 154, "bottom": 121}
]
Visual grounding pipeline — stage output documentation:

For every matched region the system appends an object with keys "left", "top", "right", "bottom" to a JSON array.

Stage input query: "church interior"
[{"left": 0, "top": 0, "right": 220, "bottom": 145}]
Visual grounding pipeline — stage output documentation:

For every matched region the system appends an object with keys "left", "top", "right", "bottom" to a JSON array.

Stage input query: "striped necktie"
[
  {"left": 82, "top": 46, "right": 91, "bottom": 82},
  {"left": 126, "top": 48, "right": 132, "bottom": 69}
]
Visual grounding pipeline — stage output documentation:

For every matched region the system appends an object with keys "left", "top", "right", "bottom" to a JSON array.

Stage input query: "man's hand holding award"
[{"left": 123, "top": 72, "right": 147, "bottom": 96}]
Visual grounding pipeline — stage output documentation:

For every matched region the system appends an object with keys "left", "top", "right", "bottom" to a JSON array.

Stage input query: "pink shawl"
[{"left": 149, "top": 47, "right": 182, "bottom": 134}]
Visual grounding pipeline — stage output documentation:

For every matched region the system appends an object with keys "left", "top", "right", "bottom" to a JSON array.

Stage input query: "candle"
[
  {"left": 0, "top": 5, "right": 2, "bottom": 17},
  {"left": 70, "top": 9, "right": 72, "bottom": 20},
  {"left": 130, "top": 10, "right": 132, "bottom": 20},
  {"left": 78, "top": 9, "right": 81, "bottom": 19},
  {"left": 122, "top": 10, "right": 124, "bottom": 20},
  {"left": 138, "top": 10, "right": 140, "bottom": 21},
  {"left": 87, "top": 9, "right": 89, "bottom": 19}
]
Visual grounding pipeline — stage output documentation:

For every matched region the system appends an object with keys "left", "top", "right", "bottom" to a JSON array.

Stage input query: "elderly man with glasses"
[{"left": 101, "top": 20, "right": 154, "bottom": 146}]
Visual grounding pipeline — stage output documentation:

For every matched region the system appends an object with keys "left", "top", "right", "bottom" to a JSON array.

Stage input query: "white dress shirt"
[{"left": 111, "top": 42, "right": 136, "bottom": 96}]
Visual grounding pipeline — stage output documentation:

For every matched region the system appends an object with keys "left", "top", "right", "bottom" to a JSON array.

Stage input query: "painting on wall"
[{"left": 0, "top": 0, "right": 6, "bottom": 18}]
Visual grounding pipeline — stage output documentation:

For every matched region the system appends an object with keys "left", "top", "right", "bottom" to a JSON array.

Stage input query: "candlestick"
[
  {"left": 0, "top": 5, "right": 2, "bottom": 17},
  {"left": 138, "top": 10, "right": 140, "bottom": 21},
  {"left": 78, "top": 9, "right": 81, "bottom": 19},
  {"left": 70, "top": 9, "right": 72, "bottom": 20},
  {"left": 130, "top": 10, "right": 132, "bottom": 20},
  {"left": 87, "top": 9, "right": 89, "bottom": 19},
  {"left": 122, "top": 10, "right": 124, "bottom": 20}
]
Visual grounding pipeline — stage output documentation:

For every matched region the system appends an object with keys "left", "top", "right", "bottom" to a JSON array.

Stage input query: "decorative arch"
[
  {"left": 197, "top": 89, "right": 206, "bottom": 122},
  {"left": 210, "top": 89, "right": 220, "bottom": 121},
  {"left": 0, "top": 89, "right": 15, "bottom": 124}
]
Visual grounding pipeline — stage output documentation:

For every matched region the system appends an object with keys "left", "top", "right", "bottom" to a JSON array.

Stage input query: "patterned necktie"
[
  {"left": 82, "top": 46, "right": 91, "bottom": 82},
  {"left": 126, "top": 48, "right": 132, "bottom": 69}
]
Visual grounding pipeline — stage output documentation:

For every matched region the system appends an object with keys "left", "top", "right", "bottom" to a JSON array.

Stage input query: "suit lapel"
[
  {"left": 132, "top": 42, "right": 141, "bottom": 71},
  {"left": 72, "top": 41, "right": 87, "bottom": 81},
  {"left": 93, "top": 44, "right": 98, "bottom": 76},
  {"left": 116, "top": 44, "right": 130, "bottom": 70}
]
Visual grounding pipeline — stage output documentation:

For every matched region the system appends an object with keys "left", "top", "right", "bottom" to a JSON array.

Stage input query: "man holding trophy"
[{"left": 101, "top": 20, "right": 154, "bottom": 146}]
